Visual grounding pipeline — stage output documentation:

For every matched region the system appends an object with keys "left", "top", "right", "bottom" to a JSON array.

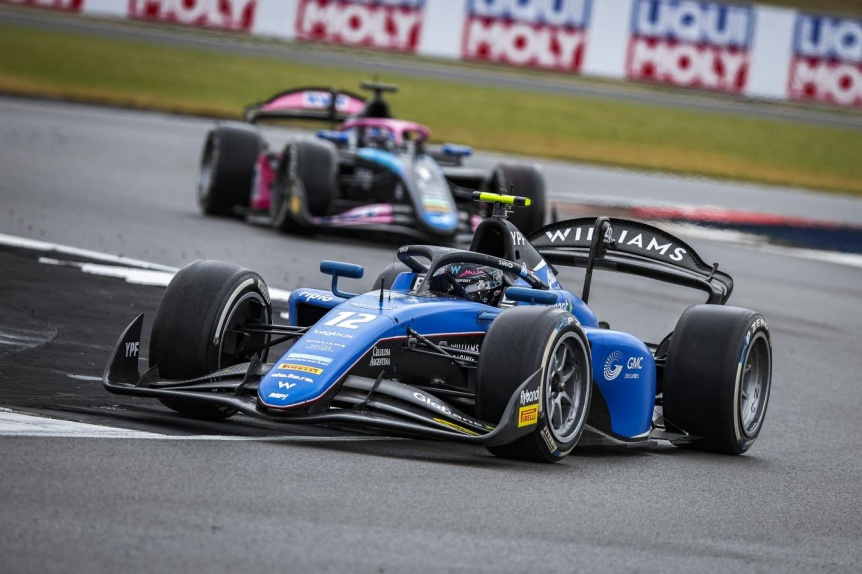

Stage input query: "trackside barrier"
[{"left": 3, "top": 0, "right": 861, "bottom": 107}]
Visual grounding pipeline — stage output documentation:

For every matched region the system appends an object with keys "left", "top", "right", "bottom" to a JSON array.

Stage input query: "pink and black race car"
[{"left": 196, "top": 81, "right": 547, "bottom": 243}]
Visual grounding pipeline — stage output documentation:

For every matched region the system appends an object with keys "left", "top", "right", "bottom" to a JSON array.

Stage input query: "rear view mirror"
[
  {"left": 505, "top": 286, "right": 558, "bottom": 306},
  {"left": 320, "top": 260, "right": 364, "bottom": 299}
]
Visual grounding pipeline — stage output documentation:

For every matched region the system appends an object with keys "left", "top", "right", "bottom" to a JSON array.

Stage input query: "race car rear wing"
[
  {"left": 243, "top": 87, "right": 367, "bottom": 124},
  {"left": 527, "top": 217, "right": 734, "bottom": 304}
]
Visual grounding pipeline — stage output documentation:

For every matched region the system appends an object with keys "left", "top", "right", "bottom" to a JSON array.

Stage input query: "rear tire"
[
  {"left": 271, "top": 140, "right": 337, "bottom": 232},
  {"left": 477, "top": 307, "right": 591, "bottom": 462},
  {"left": 485, "top": 164, "right": 547, "bottom": 234},
  {"left": 663, "top": 305, "right": 772, "bottom": 455},
  {"left": 197, "top": 123, "right": 262, "bottom": 216},
  {"left": 149, "top": 260, "right": 272, "bottom": 420},
  {"left": 373, "top": 262, "right": 412, "bottom": 290}
]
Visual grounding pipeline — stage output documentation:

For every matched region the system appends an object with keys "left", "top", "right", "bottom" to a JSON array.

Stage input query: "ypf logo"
[{"left": 603, "top": 351, "right": 623, "bottom": 381}]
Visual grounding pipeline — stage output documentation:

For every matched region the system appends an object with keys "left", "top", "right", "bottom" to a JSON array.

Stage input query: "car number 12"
[{"left": 322, "top": 311, "right": 376, "bottom": 329}]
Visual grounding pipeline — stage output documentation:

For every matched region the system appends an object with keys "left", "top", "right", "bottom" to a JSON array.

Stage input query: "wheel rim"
[
  {"left": 545, "top": 332, "right": 590, "bottom": 443},
  {"left": 197, "top": 137, "right": 215, "bottom": 204},
  {"left": 739, "top": 332, "right": 771, "bottom": 437},
  {"left": 217, "top": 291, "right": 270, "bottom": 368}
]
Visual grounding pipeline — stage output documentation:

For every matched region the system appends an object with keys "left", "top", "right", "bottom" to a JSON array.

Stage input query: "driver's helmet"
[
  {"left": 429, "top": 263, "right": 505, "bottom": 306},
  {"left": 361, "top": 126, "right": 393, "bottom": 150}
]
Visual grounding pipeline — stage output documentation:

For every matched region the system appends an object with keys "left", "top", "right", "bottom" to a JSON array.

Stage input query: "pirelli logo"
[
  {"left": 278, "top": 363, "right": 323, "bottom": 375},
  {"left": 518, "top": 405, "right": 538, "bottom": 427}
]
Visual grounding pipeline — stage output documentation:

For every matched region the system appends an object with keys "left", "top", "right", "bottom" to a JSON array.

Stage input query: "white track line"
[
  {"left": 0, "top": 233, "right": 178, "bottom": 272},
  {"left": 0, "top": 408, "right": 396, "bottom": 442},
  {"left": 34, "top": 257, "right": 293, "bottom": 301},
  {"left": 0, "top": 408, "right": 164, "bottom": 438},
  {"left": 39, "top": 256, "right": 178, "bottom": 287},
  {"left": 0, "top": 233, "right": 292, "bottom": 300}
]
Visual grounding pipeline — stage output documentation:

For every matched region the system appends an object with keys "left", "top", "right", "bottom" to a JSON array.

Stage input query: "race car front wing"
[{"left": 102, "top": 314, "right": 540, "bottom": 447}]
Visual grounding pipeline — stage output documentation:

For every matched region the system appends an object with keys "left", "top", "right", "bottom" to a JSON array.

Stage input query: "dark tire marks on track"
[{"left": 0, "top": 245, "right": 163, "bottom": 413}]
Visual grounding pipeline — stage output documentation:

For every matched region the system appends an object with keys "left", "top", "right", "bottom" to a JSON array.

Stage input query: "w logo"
[{"left": 545, "top": 228, "right": 571, "bottom": 243}]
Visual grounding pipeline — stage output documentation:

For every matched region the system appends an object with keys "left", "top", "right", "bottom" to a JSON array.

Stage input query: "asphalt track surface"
[{"left": 1, "top": 98, "right": 862, "bottom": 573}]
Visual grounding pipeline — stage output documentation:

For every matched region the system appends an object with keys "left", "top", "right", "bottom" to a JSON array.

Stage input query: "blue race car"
[
  {"left": 103, "top": 193, "right": 772, "bottom": 462},
  {"left": 197, "top": 81, "right": 547, "bottom": 242}
]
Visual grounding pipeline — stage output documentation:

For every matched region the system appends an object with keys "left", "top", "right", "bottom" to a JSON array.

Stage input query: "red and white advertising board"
[
  {"left": 626, "top": 0, "right": 754, "bottom": 93},
  {"left": 788, "top": 14, "right": 862, "bottom": 107},
  {"left": 0, "top": 0, "right": 82, "bottom": 10},
  {"left": 127, "top": 0, "right": 258, "bottom": 32},
  {"left": 295, "top": 0, "right": 426, "bottom": 53},
  {"left": 461, "top": 0, "right": 592, "bottom": 72},
  {"left": 6, "top": 0, "right": 862, "bottom": 108}
]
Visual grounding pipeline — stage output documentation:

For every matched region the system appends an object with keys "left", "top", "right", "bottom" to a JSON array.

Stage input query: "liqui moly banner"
[
  {"left": 626, "top": 0, "right": 754, "bottom": 92},
  {"left": 461, "top": 0, "right": 593, "bottom": 72},
  {"left": 295, "top": 0, "right": 426, "bottom": 53},
  {"left": 128, "top": 0, "right": 258, "bottom": 32},
  {"left": 0, "top": 0, "right": 82, "bottom": 10},
  {"left": 789, "top": 15, "right": 862, "bottom": 106}
]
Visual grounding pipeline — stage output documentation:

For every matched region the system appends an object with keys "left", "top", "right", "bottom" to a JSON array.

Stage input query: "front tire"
[
  {"left": 477, "top": 307, "right": 592, "bottom": 463},
  {"left": 197, "top": 123, "right": 262, "bottom": 217},
  {"left": 485, "top": 164, "right": 547, "bottom": 234},
  {"left": 663, "top": 305, "right": 772, "bottom": 455},
  {"left": 149, "top": 260, "right": 272, "bottom": 420},
  {"left": 271, "top": 140, "right": 337, "bottom": 233}
]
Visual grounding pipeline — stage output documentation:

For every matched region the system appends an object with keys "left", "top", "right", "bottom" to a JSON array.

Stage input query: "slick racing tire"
[
  {"left": 149, "top": 260, "right": 272, "bottom": 420},
  {"left": 663, "top": 305, "right": 772, "bottom": 455},
  {"left": 486, "top": 164, "right": 547, "bottom": 234},
  {"left": 477, "top": 307, "right": 592, "bottom": 463},
  {"left": 373, "top": 262, "right": 413, "bottom": 291},
  {"left": 271, "top": 139, "right": 337, "bottom": 232},
  {"left": 197, "top": 122, "right": 263, "bottom": 217}
]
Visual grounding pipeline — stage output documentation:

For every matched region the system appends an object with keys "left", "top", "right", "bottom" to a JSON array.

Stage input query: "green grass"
[
  {"left": 753, "top": 0, "right": 862, "bottom": 17},
  {"left": 2, "top": 22, "right": 861, "bottom": 195}
]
